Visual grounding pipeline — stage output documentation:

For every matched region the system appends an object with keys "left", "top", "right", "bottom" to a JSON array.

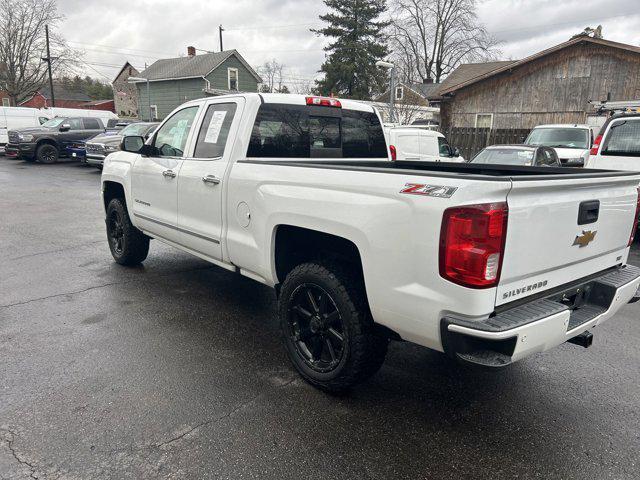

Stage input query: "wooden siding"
[
  {"left": 205, "top": 55, "right": 259, "bottom": 92},
  {"left": 137, "top": 78, "right": 206, "bottom": 120},
  {"left": 441, "top": 42, "right": 640, "bottom": 129}
]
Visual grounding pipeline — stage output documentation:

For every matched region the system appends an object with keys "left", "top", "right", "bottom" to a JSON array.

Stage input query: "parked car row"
[
  {"left": 391, "top": 119, "right": 639, "bottom": 173},
  {"left": 1, "top": 106, "right": 158, "bottom": 168}
]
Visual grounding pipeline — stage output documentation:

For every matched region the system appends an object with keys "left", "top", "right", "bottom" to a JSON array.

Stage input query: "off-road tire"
[
  {"left": 36, "top": 143, "right": 59, "bottom": 164},
  {"left": 278, "top": 261, "right": 388, "bottom": 392},
  {"left": 106, "top": 197, "right": 150, "bottom": 266}
]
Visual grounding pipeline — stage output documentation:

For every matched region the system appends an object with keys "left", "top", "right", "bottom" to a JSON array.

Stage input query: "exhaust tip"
[{"left": 568, "top": 330, "right": 593, "bottom": 349}]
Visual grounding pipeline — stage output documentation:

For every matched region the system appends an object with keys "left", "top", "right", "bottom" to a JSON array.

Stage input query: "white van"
[
  {"left": 588, "top": 113, "right": 640, "bottom": 171},
  {"left": 42, "top": 107, "right": 117, "bottom": 129},
  {"left": 385, "top": 126, "right": 465, "bottom": 162},
  {"left": 0, "top": 107, "right": 51, "bottom": 153}
]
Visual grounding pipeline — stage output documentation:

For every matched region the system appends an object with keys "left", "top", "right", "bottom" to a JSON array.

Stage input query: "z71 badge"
[{"left": 400, "top": 183, "right": 458, "bottom": 198}]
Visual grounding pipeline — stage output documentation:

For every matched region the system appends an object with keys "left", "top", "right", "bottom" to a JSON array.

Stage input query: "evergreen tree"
[{"left": 312, "top": 0, "right": 389, "bottom": 99}]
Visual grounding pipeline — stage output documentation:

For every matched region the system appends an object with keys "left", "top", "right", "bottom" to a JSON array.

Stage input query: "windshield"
[
  {"left": 120, "top": 123, "right": 154, "bottom": 136},
  {"left": 41, "top": 118, "right": 66, "bottom": 128},
  {"left": 471, "top": 148, "right": 535, "bottom": 165},
  {"left": 525, "top": 128, "right": 589, "bottom": 149}
]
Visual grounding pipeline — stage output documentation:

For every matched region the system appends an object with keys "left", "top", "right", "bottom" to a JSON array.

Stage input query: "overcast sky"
[{"left": 58, "top": 0, "right": 640, "bottom": 87}]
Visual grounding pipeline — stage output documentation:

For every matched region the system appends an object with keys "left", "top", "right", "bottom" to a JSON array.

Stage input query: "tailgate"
[{"left": 496, "top": 174, "right": 640, "bottom": 306}]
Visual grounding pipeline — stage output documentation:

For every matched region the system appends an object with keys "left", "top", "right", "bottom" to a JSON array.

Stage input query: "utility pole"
[
  {"left": 43, "top": 25, "right": 55, "bottom": 107},
  {"left": 375, "top": 60, "right": 395, "bottom": 123},
  {"left": 219, "top": 25, "right": 224, "bottom": 52}
]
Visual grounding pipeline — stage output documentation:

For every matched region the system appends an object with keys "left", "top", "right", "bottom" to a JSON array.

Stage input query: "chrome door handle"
[
  {"left": 162, "top": 170, "right": 176, "bottom": 178},
  {"left": 202, "top": 175, "right": 221, "bottom": 185}
]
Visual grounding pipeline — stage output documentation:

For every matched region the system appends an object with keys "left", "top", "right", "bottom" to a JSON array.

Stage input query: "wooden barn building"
[{"left": 430, "top": 36, "right": 640, "bottom": 130}]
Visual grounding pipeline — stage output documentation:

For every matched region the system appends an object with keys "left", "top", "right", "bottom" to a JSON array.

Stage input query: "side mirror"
[
  {"left": 121, "top": 135, "right": 146, "bottom": 154},
  {"left": 59, "top": 124, "right": 71, "bottom": 132}
]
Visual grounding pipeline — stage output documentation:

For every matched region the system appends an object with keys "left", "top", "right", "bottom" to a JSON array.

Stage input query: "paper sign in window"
[{"left": 204, "top": 111, "right": 228, "bottom": 144}]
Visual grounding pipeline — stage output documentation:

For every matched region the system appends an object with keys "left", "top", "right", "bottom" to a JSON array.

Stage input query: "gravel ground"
[{"left": 1, "top": 158, "right": 639, "bottom": 479}]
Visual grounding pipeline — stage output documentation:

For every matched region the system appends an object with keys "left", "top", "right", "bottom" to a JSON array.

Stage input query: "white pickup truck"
[{"left": 101, "top": 93, "right": 640, "bottom": 392}]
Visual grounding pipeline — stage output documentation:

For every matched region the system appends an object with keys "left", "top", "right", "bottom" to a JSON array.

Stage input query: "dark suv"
[{"left": 5, "top": 117, "right": 105, "bottom": 163}]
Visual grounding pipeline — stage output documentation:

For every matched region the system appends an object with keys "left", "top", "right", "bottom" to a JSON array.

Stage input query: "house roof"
[
  {"left": 39, "top": 83, "right": 91, "bottom": 102},
  {"left": 112, "top": 62, "right": 138, "bottom": 83},
  {"left": 407, "top": 81, "right": 441, "bottom": 98},
  {"left": 81, "top": 99, "right": 114, "bottom": 106},
  {"left": 375, "top": 81, "right": 441, "bottom": 102},
  {"left": 436, "top": 36, "right": 640, "bottom": 97},
  {"left": 138, "top": 49, "right": 263, "bottom": 83}
]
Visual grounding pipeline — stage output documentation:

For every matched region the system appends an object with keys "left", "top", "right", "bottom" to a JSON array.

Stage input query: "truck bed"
[{"left": 240, "top": 159, "right": 639, "bottom": 180}]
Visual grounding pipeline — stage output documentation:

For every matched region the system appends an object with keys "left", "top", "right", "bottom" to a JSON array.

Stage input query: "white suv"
[{"left": 588, "top": 114, "right": 640, "bottom": 171}]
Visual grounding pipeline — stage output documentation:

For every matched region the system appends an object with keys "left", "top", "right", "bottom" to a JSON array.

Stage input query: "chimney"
[
  {"left": 423, "top": 77, "right": 434, "bottom": 84},
  {"left": 187, "top": 46, "right": 196, "bottom": 57}
]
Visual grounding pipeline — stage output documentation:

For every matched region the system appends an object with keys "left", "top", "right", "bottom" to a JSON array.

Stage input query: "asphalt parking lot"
[{"left": 1, "top": 158, "right": 639, "bottom": 480}]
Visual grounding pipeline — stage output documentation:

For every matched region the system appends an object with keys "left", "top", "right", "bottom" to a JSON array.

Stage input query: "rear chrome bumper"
[{"left": 441, "top": 264, "right": 640, "bottom": 367}]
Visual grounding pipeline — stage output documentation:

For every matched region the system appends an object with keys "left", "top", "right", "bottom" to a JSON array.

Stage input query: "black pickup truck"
[{"left": 5, "top": 116, "right": 105, "bottom": 163}]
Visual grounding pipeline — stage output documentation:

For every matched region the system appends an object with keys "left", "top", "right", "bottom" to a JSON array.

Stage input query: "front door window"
[{"left": 153, "top": 106, "right": 199, "bottom": 157}]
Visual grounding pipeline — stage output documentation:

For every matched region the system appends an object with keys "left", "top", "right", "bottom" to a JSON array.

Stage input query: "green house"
[{"left": 135, "top": 47, "right": 263, "bottom": 120}]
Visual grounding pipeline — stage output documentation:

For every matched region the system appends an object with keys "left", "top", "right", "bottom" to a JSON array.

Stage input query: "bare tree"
[
  {"left": 389, "top": 0, "right": 499, "bottom": 84},
  {"left": 259, "top": 59, "right": 285, "bottom": 93},
  {"left": 0, "top": 0, "right": 73, "bottom": 105}
]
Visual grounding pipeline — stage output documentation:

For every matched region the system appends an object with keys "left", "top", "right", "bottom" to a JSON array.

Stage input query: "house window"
[
  {"left": 475, "top": 113, "right": 493, "bottom": 129},
  {"left": 228, "top": 68, "right": 238, "bottom": 91},
  {"left": 2, "top": 98, "right": 9, "bottom": 107},
  {"left": 395, "top": 86, "right": 403, "bottom": 101}
]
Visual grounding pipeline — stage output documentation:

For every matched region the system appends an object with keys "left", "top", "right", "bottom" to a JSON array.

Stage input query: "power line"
[{"left": 225, "top": 22, "right": 321, "bottom": 32}]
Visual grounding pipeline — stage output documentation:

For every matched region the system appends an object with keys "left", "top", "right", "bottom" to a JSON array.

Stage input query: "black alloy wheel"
[
  {"left": 107, "top": 209, "right": 125, "bottom": 255},
  {"left": 36, "top": 144, "right": 59, "bottom": 164},
  {"left": 287, "top": 283, "right": 347, "bottom": 373}
]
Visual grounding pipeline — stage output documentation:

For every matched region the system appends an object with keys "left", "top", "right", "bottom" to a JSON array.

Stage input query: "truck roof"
[{"left": 182, "top": 93, "right": 376, "bottom": 113}]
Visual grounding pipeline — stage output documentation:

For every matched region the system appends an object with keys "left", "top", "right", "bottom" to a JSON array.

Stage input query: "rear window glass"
[
  {"left": 602, "top": 120, "right": 640, "bottom": 157},
  {"left": 472, "top": 148, "right": 535, "bottom": 165},
  {"left": 247, "top": 104, "right": 386, "bottom": 159}
]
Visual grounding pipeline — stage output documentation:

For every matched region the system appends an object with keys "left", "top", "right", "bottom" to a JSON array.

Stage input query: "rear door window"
[
  {"left": 83, "top": 118, "right": 101, "bottom": 130},
  {"left": 602, "top": 120, "right": 640, "bottom": 157},
  {"left": 247, "top": 104, "right": 386, "bottom": 159},
  {"left": 193, "top": 103, "right": 237, "bottom": 158}
]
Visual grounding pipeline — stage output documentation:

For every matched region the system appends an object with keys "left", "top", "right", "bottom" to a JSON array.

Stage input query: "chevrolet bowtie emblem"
[{"left": 573, "top": 230, "right": 597, "bottom": 248}]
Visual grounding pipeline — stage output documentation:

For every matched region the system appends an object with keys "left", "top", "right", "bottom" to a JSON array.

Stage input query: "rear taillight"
[
  {"left": 629, "top": 187, "right": 640, "bottom": 246},
  {"left": 389, "top": 145, "right": 397, "bottom": 161},
  {"left": 590, "top": 134, "right": 603, "bottom": 155},
  {"left": 306, "top": 96, "right": 341, "bottom": 107},
  {"left": 439, "top": 202, "right": 508, "bottom": 288}
]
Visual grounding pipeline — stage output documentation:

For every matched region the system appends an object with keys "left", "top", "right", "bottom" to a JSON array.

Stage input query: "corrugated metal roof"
[{"left": 138, "top": 49, "right": 262, "bottom": 83}]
